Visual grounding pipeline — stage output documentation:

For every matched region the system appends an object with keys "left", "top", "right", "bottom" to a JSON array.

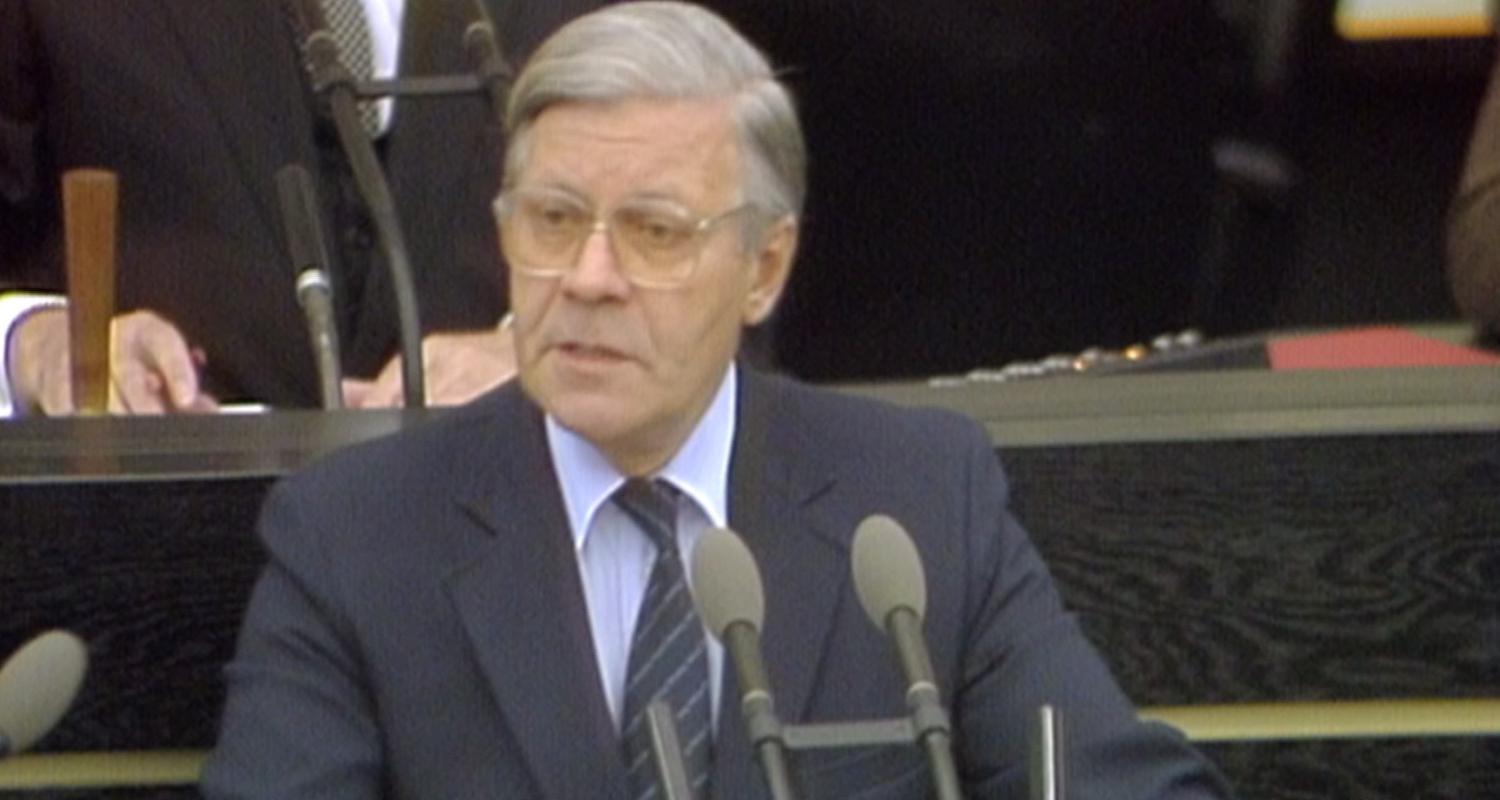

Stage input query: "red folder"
[{"left": 1267, "top": 326, "right": 1500, "bottom": 370}]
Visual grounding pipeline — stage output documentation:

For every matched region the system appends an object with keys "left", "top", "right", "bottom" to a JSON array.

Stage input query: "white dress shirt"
[
  {"left": 545, "top": 365, "right": 735, "bottom": 731},
  {"left": 361, "top": 0, "right": 404, "bottom": 132}
]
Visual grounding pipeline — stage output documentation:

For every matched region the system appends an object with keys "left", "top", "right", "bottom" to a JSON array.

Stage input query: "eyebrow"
[
  {"left": 524, "top": 181, "right": 589, "bottom": 202},
  {"left": 521, "top": 183, "right": 703, "bottom": 212}
]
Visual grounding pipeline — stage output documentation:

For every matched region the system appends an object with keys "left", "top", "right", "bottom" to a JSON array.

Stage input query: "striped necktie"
[
  {"left": 317, "top": 0, "right": 381, "bottom": 136},
  {"left": 614, "top": 478, "right": 713, "bottom": 800}
]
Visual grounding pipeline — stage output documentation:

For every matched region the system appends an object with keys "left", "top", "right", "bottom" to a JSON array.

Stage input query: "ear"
[{"left": 741, "top": 216, "right": 798, "bottom": 326}]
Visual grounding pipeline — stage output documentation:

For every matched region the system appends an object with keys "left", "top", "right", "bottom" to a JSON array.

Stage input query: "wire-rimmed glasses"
[{"left": 493, "top": 186, "right": 755, "bottom": 289}]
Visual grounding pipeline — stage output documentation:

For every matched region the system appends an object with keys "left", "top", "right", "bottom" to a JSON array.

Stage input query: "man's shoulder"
[
  {"left": 750, "top": 370, "right": 991, "bottom": 457},
  {"left": 287, "top": 384, "right": 524, "bottom": 492},
  {"left": 757, "top": 370, "right": 982, "bottom": 431}
]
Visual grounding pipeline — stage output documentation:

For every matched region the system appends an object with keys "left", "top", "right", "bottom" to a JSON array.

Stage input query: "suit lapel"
[
  {"left": 158, "top": 0, "right": 317, "bottom": 255},
  {"left": 715, "top": 371, "right": 849, "bottom": 798},
  {"left": 444, "top": 390, "right": 628, "bottom": 800}
]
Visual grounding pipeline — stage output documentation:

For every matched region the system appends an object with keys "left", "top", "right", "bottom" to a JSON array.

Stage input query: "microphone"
[
  {"left": 276, "top": 165, "right": 344, "bottom": 410},
  {"left": 0, "top": 630, "right": 88, "bottom": 758},
  {"left": 690, "top": 527, "right": 798, "bottom": 800},
  {"left": 851, "top": 515, "right": 962, "bottom": 800},
  {"left": 291, "top": 0, "right": 426, "bottom": 408},
  {"left": 464, "top": 0, "right": 513, "bottom": 128}
]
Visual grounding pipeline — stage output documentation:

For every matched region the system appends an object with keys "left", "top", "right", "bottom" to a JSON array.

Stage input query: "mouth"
[{"left": 555, "top": 341, "right": 630, "bottom": 364}]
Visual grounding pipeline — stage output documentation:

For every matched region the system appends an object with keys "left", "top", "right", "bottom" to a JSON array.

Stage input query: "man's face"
[{"left": 505, "top": 97, "right": 795, "bottom": 475}]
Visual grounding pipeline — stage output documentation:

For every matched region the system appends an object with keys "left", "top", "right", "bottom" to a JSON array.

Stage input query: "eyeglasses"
[{"left": 492, "top": 187, "right": 755, "bottom": 289}]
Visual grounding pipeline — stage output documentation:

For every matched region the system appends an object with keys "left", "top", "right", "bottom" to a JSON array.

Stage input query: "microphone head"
[
  {"left": 0, "top": 630, "right": 88, "bottom": 757},
  {"left": 851, "top": 514, "right": 928, "bottom": 628},
  {"left": 690, "top": 527, "right": 765, "bottom": 641}
]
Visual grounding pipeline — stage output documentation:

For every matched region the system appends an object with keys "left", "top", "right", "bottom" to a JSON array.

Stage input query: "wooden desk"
[{"left": 2, "top": 367, "right": 1497, "bottom": 798}]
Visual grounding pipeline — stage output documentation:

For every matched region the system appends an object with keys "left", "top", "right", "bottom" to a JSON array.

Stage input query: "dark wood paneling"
[
  {"left": 1006, "top": 434, "right": 1500, "bottom": 706},
  {"left": 1201, "top": 738, "right": 1500, "bottom": 800},
  {"left": 0, "top": 479, "right": 267, "bottom": 751}
]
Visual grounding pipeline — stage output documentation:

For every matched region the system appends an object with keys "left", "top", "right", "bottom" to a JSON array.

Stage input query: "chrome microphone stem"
[{"left": 1030, "top": 704, "right": 1065, "bottom": 800}]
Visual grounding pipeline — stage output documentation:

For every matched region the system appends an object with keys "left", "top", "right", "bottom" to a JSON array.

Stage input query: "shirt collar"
[{"left": 546, "top": 365, "right": 737, "bottom": 550}]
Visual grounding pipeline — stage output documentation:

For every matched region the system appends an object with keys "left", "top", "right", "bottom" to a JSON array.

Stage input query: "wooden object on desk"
[{"left": 61, "top": 169, "right": 118, "bottom": 415}]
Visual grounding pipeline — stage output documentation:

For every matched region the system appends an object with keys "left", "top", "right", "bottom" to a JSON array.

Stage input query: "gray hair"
[{"left": 503, "top": 2, "right": 806, "bottom": 223}]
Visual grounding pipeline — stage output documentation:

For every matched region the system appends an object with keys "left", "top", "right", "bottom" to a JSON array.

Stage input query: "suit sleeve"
[
  {"left": 199, "top": 478, "right": 384, "bottom": 800},
  {"left": 950, "top": 425, "right": 1234, "bottom": 799},
  {"left": 1448, "top": 53, "right": 1500, "bottom": 335}
]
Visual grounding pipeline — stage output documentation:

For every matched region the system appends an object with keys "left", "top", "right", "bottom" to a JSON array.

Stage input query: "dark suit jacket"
[
  {"left": 201, "top": 369, "right": 1230, "bottom": 798},
  {"left": 0, "top": 0, "right": 591, "bottom": 406}
]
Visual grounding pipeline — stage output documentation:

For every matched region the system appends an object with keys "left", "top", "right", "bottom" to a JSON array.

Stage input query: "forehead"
[{"left": 517, "top": 98, "right": 742, "bottom": 203}]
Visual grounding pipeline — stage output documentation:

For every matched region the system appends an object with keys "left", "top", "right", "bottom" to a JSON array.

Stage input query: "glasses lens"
[
  {"left": 502, "top": 190, "right": 591, "bottom": 274},
  {"left": 611, "top": 204, "right": 702, "bottom": 283},
  {"left": 496, "top": 189, "right": 747, "bottom": 287}
]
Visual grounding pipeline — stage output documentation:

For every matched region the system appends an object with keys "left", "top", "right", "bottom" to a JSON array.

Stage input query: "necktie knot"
[{"left": 613, "top": 478, "right": 679, "bottom": 554}]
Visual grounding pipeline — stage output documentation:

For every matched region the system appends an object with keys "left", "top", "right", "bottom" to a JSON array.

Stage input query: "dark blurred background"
[{"left": 702, "top": 0, "right": 1498, "bottom": 380}]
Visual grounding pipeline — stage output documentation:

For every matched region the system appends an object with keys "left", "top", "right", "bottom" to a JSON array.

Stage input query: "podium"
[{"left": 2, "top": 367, "right": 1498, "bottom": 798}]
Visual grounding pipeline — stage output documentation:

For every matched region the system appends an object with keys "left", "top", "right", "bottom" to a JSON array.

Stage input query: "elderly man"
[{"left": 202, "top": 3, "right": 1231, "bottom": 798}]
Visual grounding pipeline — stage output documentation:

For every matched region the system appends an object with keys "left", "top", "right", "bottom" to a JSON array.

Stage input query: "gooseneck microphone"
[
  {"left": 464, "top": 0, "right": 513, "bottom": 127},
  {"left": 291, "top": 0, "right": 426, "bottom": 408},
  {"left": 276, "top": 165, "right": 344, "bottom": 410},
  {"left": 691, "top": 527, "right": 799, "bottom": 800},
  {"left": 0, "top": 630, "right": 88, "bottom": 758},
  {"left": 851, "top": 515, "right": 963, "bottom": 800}
]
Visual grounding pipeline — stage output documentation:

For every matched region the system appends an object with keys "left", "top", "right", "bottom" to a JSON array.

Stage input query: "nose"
[{"left": 560, "top": 223, "right": 632, "bottom": 300}]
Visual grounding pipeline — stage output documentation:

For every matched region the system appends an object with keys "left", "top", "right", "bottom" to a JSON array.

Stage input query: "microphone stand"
[
  {"left": 463, "top": 0, "right": 513, "bottom": 128},
  {"left": 646, "top": 700, "right": 700, "bottom": 800},
  {"left": 848, "top": 515, "right": 964, "bottom": 799},
  {"left": 885, "top": 606, "right": 963, "bottom": 800},
  {"left": 301, "top": 26, "right": 425, "bottom": 408},
  {"left": 275, "top": 165, "right": 344, "bottom": 410},
  {"left": 1029, "top": 704, "right": 1065, "bottom": 800},
  {"left": 349, "top": 74, "right": 486, "bottom": 99},
  {"left": 697, "top": 525, "right": 964, "bottom": 799},
  {"left": 290, "top": 1, "right": 515, "bottom": 408},
  {"left": 722, "top": 621, "right": 799, "bottom": 800}
]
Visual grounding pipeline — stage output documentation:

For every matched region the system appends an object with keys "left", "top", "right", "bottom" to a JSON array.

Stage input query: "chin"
[{"left": 542, "top": 388, "right": 640, "bottom": 445}]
